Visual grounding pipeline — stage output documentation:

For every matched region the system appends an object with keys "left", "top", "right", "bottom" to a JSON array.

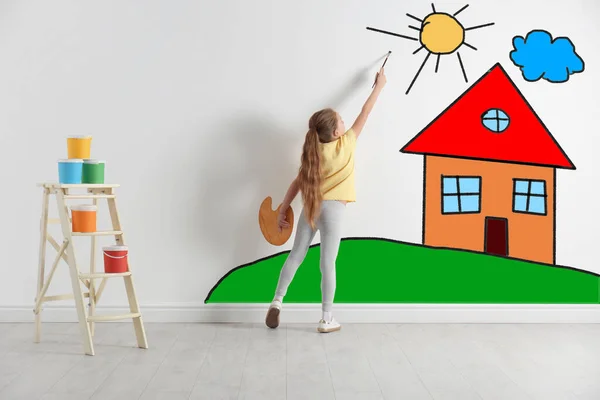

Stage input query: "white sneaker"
[
  {"left": 265, "top": 300, "right": 282, "bottom": 329},
  {"left": 317, "top": 318, "right": 341, "bottom": 333}
]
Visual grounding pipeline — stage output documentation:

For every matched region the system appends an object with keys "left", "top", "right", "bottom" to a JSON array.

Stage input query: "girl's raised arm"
[{"left": 351, "top": 67, "right": 387, "bottom": 138}]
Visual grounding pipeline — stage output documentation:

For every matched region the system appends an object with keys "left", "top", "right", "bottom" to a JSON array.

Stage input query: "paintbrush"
[{"left": 373, "top": 51, "right": 391, "bottom": 88}]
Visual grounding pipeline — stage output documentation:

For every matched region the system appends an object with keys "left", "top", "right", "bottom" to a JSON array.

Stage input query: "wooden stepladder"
[{"left": 34, "top": 183, "right": 148, "bottom": 356}]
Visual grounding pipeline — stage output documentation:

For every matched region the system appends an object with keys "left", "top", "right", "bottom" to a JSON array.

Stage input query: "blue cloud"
[{"left": 509, "top": 30, "right": 584, "bottom": 83}]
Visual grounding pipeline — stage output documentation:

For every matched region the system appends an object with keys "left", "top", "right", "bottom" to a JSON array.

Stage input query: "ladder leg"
[
  {"left": 124, "top": 275, "right": 148, "bottom": 349},
  {"left": 107, "top": 195, "right": 148, "bottom": 349},
  {"left": 56, "top": 190, "right": 95, "bottom": 356},
  {"left": 34, "top": 240, "right": 68, "bottom": 313},
  {"left": 88, "top": 198, "right": 98, "bottom": 337},
  {"left": 34, "top": 188, "right": 50, "bottom": 343}
]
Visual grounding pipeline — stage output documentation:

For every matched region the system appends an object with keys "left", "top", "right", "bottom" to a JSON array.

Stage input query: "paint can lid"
[
  {"left": 58, "top": 159, "right": 84, "bottom": 163},
  {"left": 103, "top": 246, "right": 128, "bottom": 251},
  {"left": 70, "top": 205, "right": 97, "bottom": 212}
]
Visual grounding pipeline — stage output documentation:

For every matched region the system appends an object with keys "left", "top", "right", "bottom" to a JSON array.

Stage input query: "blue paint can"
[{"left": 58, "top": 159, "right": 83, "bottom": 184}]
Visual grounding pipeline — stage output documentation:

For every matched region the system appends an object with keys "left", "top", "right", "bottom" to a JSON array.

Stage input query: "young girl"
[{"left": 266, "top": 67, "right": 387, "bottom": 333}]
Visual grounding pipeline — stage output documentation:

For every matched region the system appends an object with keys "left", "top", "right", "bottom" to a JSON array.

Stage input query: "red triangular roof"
[{"left": 400, "top": 63, "right": 575, "bottom": 169}]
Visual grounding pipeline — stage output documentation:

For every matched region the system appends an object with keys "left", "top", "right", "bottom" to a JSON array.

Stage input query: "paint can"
[
  {"left": 103, "top": 246, "right": 129, "bottom": 273},
  {"left": 82, "top": 159, "right": 105, "bottom": 184},
  {"left": 67, "top": 135, "right": 92, "bottom": 159},
  {"left": 71, "top": 205, "right": 97, "bottom": 233},
  {"left": 58, "top": 159, "right": 83, "bottom": 184}
]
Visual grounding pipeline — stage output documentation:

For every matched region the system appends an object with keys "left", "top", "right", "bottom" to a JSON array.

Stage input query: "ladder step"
[
  {"left": 72, "top": 231, "right": 123, "bottom": 236},
  {"left": 87, "top": 313, "right": 141, "bottom": 322},
  {"left": 80, "top": 272, "right": 131, "bottom": 279},
  {"left": 64, "top": 195, "right": 116, "bottom": 199},
  {"left": 38, "top": 183, "right": 120, "bottom": 189}
]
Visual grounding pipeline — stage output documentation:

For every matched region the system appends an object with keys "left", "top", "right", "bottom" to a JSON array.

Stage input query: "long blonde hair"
[{"left": 298, "top": 108, "right": 338, "bottom": 229}]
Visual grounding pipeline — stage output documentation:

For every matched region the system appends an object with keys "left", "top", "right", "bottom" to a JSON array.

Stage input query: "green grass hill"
[{"left": 205, "top": 238, "right": 599, "bottom": 304}]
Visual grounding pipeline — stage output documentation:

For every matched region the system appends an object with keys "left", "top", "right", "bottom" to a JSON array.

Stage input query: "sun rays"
[{"left": 367, "top": 4, "right": 495, "bottom": 94}]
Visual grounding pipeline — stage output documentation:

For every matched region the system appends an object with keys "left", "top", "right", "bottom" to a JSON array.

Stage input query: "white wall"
[{"left": 1, "top": 0, "right": 598, "bottom": 312}]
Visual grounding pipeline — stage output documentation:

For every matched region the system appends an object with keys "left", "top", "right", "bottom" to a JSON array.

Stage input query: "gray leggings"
[{"left": 274, "top": 200, "right": 346, "bottom": 312}]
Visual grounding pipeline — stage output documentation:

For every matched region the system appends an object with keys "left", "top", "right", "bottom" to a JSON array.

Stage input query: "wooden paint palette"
[{"left": 258, "top": 196, "right": 294, "bottom": 246}]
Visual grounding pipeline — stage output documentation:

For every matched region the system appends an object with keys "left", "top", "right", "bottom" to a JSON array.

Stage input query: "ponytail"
[
  {"left": 298, "top": 127, "right": 323, "bottom": 230},
  {"left": 297, "top": 108, "right": 338, "bottom": 230}
]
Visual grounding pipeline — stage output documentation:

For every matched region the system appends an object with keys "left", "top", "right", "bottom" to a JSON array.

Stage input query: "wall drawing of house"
[{"left": 400, "top": 63, "right": 575, "bottom": 264}]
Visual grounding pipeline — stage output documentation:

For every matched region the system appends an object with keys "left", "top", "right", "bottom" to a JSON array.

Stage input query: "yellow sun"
[
  {"left": 420, "top": 13, "right": 464, "bottom": 54},
  {"left": 367, "top": 4, "right": 495, "bottom": 94}
]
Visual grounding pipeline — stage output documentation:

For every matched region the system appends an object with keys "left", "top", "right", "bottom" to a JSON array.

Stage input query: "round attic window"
[{"left": 481, "top": 108, "right": 510, "bottom": 133}]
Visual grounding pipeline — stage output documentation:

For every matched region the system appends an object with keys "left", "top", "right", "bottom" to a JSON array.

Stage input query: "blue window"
[
  {"left": 481, "top": 109, "right": 510, "bottom": 133},
  {"left": 442, "top": 176, "right": 481, "bottom": 214},
  {"left": 513, "top": 179, "right": 547, "bottom": 215}
]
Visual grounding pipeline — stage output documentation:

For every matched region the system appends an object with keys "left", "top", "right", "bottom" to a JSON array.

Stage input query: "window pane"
[
  {"left": 528, "top": 196, "right": 546, "bottom": 214},
  {"left": 482, "top": 119, "right": 498, "bottom": 131},
  {"left": 443, "top": 195, "right": 459, "bottom": 213},
  {"left": 482, "top": 109, "right": 498, "bottom": 119},
  {"left": 514, "top": 180, "right": 529, "bottom": 194},
  {"left": 442, "top": 177, "right": 457, "bottom": 194},
  {"left": 460, "top": 195, "right": 480, "bottom": 212},
  {"left": 530, "top": 181, "right": 545, "bottom": 195},
  {"left": 498, "top": 119, "right": 510, "bottom": 131},
  {"left": 459, "top": 177, "right": 480, "bottom": 193},
  {"left": 514, "top": 194, "right": 528, "bottom": 211}
]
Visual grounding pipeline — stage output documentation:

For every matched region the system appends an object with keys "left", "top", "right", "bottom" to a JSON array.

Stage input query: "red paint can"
[{"left": 103, "top": 246, "right": 128, "bottom": 273}]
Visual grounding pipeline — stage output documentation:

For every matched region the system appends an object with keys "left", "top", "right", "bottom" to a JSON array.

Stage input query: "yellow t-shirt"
[{"left": 319, "top": 128, "right": 357, "bottom": 202}]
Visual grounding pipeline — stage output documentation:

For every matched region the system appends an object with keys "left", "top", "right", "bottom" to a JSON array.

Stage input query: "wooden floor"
[{"left": 0, "top": 322, "right": 598, "bottom": 400}]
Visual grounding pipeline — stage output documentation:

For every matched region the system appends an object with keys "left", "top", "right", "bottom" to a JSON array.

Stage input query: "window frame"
[
  {"left": 512, "top": 178, "right": 548, "bottom": 216},
  {"left": 440, "top": 175, "right": 482, "bottom": 215},
  {"left": 481, "top": 108, "right": 510, "bottom": 133}
]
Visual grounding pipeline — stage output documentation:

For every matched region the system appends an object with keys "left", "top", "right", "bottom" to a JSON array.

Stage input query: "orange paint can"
[{"left": 71, "top": 205, "right": 97, "bottom": 233}]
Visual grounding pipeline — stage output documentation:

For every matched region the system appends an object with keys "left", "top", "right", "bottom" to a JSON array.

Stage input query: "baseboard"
[{"left": 1, "top": 303, "right": 599, "bottom": 323}]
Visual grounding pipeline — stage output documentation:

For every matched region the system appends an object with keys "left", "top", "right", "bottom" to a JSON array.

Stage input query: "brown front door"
[{"left": 484, "top": 217, "right": 508, "bottom": 256}]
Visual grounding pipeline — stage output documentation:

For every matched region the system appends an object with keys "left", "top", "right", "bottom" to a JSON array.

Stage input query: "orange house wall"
[{"left": 423, "top": 156, "right": 555, "bottom": 264}]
